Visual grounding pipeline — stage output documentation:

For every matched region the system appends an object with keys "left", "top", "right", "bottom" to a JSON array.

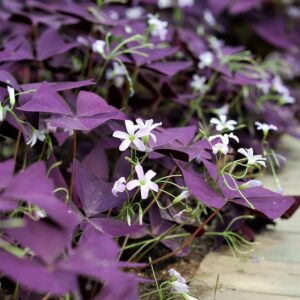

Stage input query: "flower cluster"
[{"left": 113, "top": 119, "right": 161, "bottom": 152}]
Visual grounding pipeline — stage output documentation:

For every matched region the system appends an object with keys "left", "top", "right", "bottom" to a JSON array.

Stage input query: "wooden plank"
[
  {"left": 191, "top": 287, "right": 298, "bottom": 300},
  {"left": 192, "top": 252, "right": 300, "bottom": 297},
  {"left": 261, "top": 135, "right": 300, "bottom": 197},
  {"left": 252, "top": 230, "right": 300, "bottom": 263},
  {"left": 273, "top": 209, "right": 300, "bottom": 234}
]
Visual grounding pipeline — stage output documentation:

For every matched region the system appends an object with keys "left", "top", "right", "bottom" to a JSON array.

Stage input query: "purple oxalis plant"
[{"left": 0, "top": 0, "right": 299, "bottom": 299}]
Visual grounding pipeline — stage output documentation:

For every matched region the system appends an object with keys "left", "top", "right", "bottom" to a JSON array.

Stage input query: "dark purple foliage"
[{"left": 0, "top": 0, "right": 299, "bottom": 299}]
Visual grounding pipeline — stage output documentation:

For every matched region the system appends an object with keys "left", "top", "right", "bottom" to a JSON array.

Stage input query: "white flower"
[
  {"left": 158, "top": 0, "right": 172, "bottom": 8},
  {"left": 91, "top": 40, "right": 106, "bottom": 56},
  {"left": 210, "top": 115, "right": 237, "bottom": 131},
  {"left": 106, "top": 62, "right": 126, "bottom": 88},
  {"left": 281, "top": 93, "right": 295, "bottom": 104},
  {"left": 190, "top": 75, "right": 208, "bottom": 94},
  {"left": 255, "top": 121, "right": 278, "bottom": 134},
  {"left": 203, "top": 9, "right": 216, "bottom": 27},
  {"left": 287, "top": 6, "right": 300, "bottom": 19},
  {"left": 125, "top": 26, "right": 133, "bottom": 34},
  {"left": 125, "top": 7, "right": 144, "bottom": 19},
  {"left": 168, "top": 268, "right": 189, "bottom": 293},
  {"left": 109, "top": 10, "right": 119, "bottom": 20},
  {"left": 169, "top": 268, "right": 187, "bottom": 283},
  {"left": 272, "top": 76, "right": 289, "bottom": 95},
  {"left": 112, "top": 177, "right": 126, "bottom": 196},
  {"left": 209, "top": 133, "right": 239, "bottom": 155},
  {"left": 7, "top": 86, "right": 15, "bottom": 107},
  {"left": 113, "top": 120, "right": 147, "bottom": 152},
  {"left": 240, "top": 180, "right": 263, "bottom": 190},
  {"left": 178, "top": 0, "right": 194, "bottom": 7},
  {"left": 147, "top": 14, "right": 168, "bottom": 41},
  {"left": 238, "top": 148, "right": 266, "bottom": 167},
  {"left": 272, "top": 76, "right": 295, "bottom": 103},
  {"left": 126, "top": 164, "right": 158, "bottom": 199},
  {"left": 257, "top": 79, "right": 271, "bottom": 94},
  {"left": 136, "top": 118, "right": 162, "bottom": 143},
  {"left": 213, "top": 104, "right": 229, "bottom": 116},
  {"left": 198, "top": 51, "right": 214, "bottom": 69},
  {"left": 170, "top": 281, "right": 190, "bottom": 293},
  {"left": 26, "top": 129, "right": 46, "bottom": 147}
]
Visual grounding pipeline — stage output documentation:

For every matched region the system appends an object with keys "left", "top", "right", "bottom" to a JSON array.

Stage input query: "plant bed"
[{"left": 0, "top": 1, "right": 299, "bottom": 300}]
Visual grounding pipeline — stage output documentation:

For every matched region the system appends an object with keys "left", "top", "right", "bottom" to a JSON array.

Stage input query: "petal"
[
  {"left": 145, "top": 170, "right": 156, "bottom": 180},
  {"left": 257, "top": 161, "right": 266, "bottom": 167},
  {"left": 126, "top": 179, "right": 140, "bottom": 190},
  {"left": 147, "top": 181, "right": 158, "bottom": 192},
  {"left": 237, "top": 148, "right": 247, "bottom": 157},
  {"left": 221, "top": 145, "right": 229, "bottom": 155},
  {"left": 113, "top": 131, "right": 128, "bottom": 139},
  {"left": 135, "top": 164, "right": 144, "bottom": 180},
  {"left": 135, "top": 118, "right": 144, "bottom": 127},
  {"left": 112, "top": 187, "right": 118, "bottom": 197},
  {"left": 221, "top": 135, "right": 229, "bottom": 144},
  {"left": 216, "top": 124, "right": 224, "bottom": 131},
  {"left": 247, "top": 148, "right": 254, "bottom": 157},
  {"left": 145, "top": 119, "right": 153, "bottom": 127},
  {"left": 220, "top": 115, "right": 227, "bottom": 122},
  {"left": 119, "top": 139, "right": 131, "bottom": 151},
  {"left": 133, "top": 138, "right": 146, "bottom": 151},
  {"left": 212, "top": 145, "right": 219, "bottom": 154},
  {"left": 140, "top": 186, "right": 149, "bottom": 199},
  {"left": 119, "top": 184, "right": 126, "bottom": 193},
  {"left": 228, "top": 133, "right": 239, "bottom": 143},
  {"left": 227, "top": 120, "right": 237, "bottom": 125},
  {"left": 119, "top": 177, "right": 126, "bottom": 183},
  {"left": 210, "top": 117, "right": 220, "bottom": 125},
  {"left": 135, "top": 128, "right": 149, "bottom": 138},
  {"left": 150, "top": 132, "right": 157, "bottom": 143},
  {"left": 125, "top": 120, "right": 136, "bottom": 135},
  {"left": 208, "top": 134, "right": 221, "bottom": 141}
]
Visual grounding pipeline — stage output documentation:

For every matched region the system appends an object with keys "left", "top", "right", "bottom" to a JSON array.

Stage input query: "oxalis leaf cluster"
[{"left": 0, "top": 0, "right": 299, "bottom": 299}]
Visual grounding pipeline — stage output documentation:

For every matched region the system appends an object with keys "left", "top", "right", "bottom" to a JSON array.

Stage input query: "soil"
[{"left": 137, "top": 236, "right": 213, "bottom": 299}]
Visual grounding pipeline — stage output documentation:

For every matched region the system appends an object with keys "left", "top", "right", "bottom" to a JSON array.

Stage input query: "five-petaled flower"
[
  {"left": 126, "top": 164, "right": 158, "bottom": 199},
  {"left": 168, "top": 268, "right": 190, "bottom": 293},
  {"left": 198, "top": 51, "right": 214, "bottom": 69},
  {"left": 112, "top": 177, "right": 126, "bottom": 196},
  {"left": 238, "top": 148, "right": 266, "bottom": 167},
  {"left": 272, "top": 76, "right": 295, "bottom": 104},
  {"left": 91, "top": 40, "right": 106, "bottom": 56},
  {"left": 210, "top": 115, "right": 237, "bottom": 131},
  {"left": 190, "top": 75, "right": 208, "bottom": 94},
  {"left": 255, "top": 121, "right": 278, "bottom": 134},
  {"left": 136, "top": 118, "right": 162, "bottom": 143},
  {"left": 209, "top": 133, "right": 239, "bottom": 155},
  {"left": 106, "top": 62, "right": 126, "bottom": 88},
  {"left": 26, "top": 129, "right": 46, "bottom": 147},
  {"left": 147, "top": 14, "right": 168, "bottom": 41},
  {"left": 113, "top": 120, "right": 147, "bottom": 152}
]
